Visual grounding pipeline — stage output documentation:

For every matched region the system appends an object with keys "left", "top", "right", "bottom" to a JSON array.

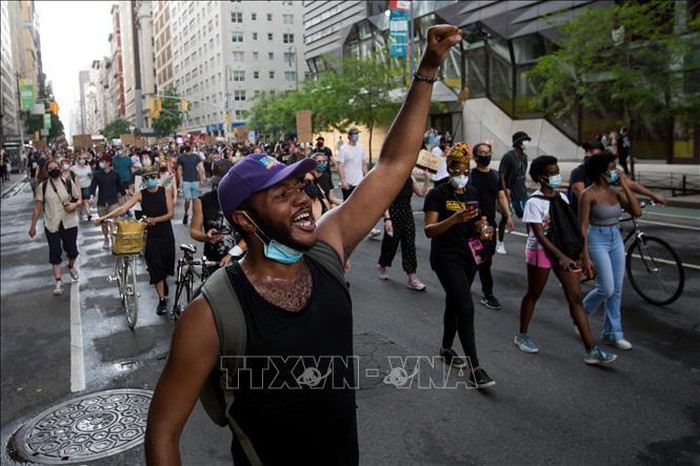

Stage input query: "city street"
[{"left": 1, "top": 177, "right": 699, "bottom": 465}]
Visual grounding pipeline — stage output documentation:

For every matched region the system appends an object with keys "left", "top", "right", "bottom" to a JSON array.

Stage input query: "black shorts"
[{"left": 45, "top": 223, "right": 79, "bottom": 265}]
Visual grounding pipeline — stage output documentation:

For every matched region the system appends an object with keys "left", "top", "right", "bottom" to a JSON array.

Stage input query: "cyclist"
[
  {"left": 96, "top": 165, "right": 175, "bottom": 315},
  {"left": 190, "top": 158, "right": 246, "bottom": 274},
  {"left": 579, "top": 154, "right": 641, "bottom": 350}
]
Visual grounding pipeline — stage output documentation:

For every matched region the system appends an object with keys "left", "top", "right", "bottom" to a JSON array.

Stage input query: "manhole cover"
[{"left": 14, "top": 388, "right": 152, "bottom": 464}]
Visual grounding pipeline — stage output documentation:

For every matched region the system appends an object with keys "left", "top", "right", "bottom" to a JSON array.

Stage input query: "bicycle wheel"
[
  {"left": 122, "top": 257, "right": 139, "bottom": 329},
  {"left": 626, "top": 235, "right": 685, "bottom": 306}
]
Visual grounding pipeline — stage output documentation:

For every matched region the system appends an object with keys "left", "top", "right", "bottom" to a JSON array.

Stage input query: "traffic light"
[
  {"left": 150, "top": 98, "right": 161, "bottom": 118},
  {"left": 181, "top": 99, "right": 188, "bottom": 112},
  {"left": 49, "top": 101, "right": 59, "bottom": 115}
]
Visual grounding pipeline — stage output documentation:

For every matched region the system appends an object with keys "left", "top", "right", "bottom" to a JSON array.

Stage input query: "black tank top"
[
  {"left": 393, "top": 176, "right": 413, "bottom": 205},
  {"left": 225, "top": 254, "right": 358, "bottom": 465},
  {"left": 140, "top": 187, "right": 171, "bottom": 236},
  {"left": 199, "top": 190, "right": 235, "bottom": 261}
]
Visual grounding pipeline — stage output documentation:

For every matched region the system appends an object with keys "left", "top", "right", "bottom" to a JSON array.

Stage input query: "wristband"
[
  {"left": 412, "top": 70, "right": 440, "bottom": 83},
  {"left": 229, "top": 245, "right": 244, "bottom": 257}
]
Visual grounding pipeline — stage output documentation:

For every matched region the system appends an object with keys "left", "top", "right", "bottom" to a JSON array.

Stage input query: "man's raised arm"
[{"left": 318, "top": 25, "right": 462, "bottom": 261}]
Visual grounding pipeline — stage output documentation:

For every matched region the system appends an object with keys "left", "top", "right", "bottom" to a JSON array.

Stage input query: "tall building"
[
  {"left": 77, "top": 70, "right": 92, "bottom": 135},
  {"left": 0, "top": 0, "right": 19, "bottom": 139},
  {"left": 153, "top": 0, "right": 174, "bottom": 92},
  {"left": 119, "top": 0, "right": 156, "bottom": 131},
  {"left": 108, "top": 4, "right": 126, "bottom": 120},
  {"left": 168, "top": 0, "right": 306, "bottom": 136},
  {"left": 97, "top": 56, "right": 113, "bottom": 129}
]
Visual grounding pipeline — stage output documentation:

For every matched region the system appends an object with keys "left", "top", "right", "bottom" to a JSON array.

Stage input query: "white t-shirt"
[
  {"left": 337, "top": 143, "right": 366, "bottom": 187},
  {"left": 522, "top": 189, "right": 570, "bottom": 251},
  {"left": 431, "top": 146, "right": 448, "bottom": 181},
  {"left": 70, "top": 164, "right": 93, "bottom": 188}
]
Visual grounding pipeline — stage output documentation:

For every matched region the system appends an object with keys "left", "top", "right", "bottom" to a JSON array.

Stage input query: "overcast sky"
[{"left": 36, "top": 1, "right": 114, "bottom": 139}]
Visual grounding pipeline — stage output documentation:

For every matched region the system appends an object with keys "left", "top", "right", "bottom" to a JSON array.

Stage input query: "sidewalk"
[{"left": 0, "top": 173, "right": 28, "bottom": 199}]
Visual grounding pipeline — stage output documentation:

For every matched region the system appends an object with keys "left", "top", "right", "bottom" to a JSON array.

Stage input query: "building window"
[
  {"left": 251, "top": 13, "right": 256, "bottom": 21},
  {"left": 232, "top": 70, "right": 245, "bottom": 81},
  {"left": 253, "top": 51, "right": 259, "bottom": 60},
  {"left": 235, "top": 109, "right": 248, "bottom": 120},
  {"left": 234, "top": 90, "right": 246, "bottom": 101},
  {"left": 231, "top": 32, "right": 243, "bottom": 43},
  {"left": 282, "top": 14, "right": 293, "bottom": 25},
  {"left": 269, "top": 71, "right": 275, "bottom": 79},
  {"left": 268, "top": 52, "right": 274, "bottom": 60},
  {"left": 252, "top": 32, "right": 258, "bottom": 40},
  {"left": 283, "top": 52, "right": 295, "bottom": 66},
  {"left": 253, "top": 71, "right": 259, "bottom": 79},
  {"left": 268, "top": 33, "right": 273, "bottom": 41},
  {"left": 267, "top": 13, "right": 272, "bottom": 21},
  {"left": 230, "top": 12, "right": 242, "bottom": 23},
  {"left": 283, "top": 33, "right": 294, "bottom": 44},
  {"left": 284, "top": 71, "right": 297, "bottom": 83},
  {"left": 232, "top": 51, "right": 244, "bottom": 62}
]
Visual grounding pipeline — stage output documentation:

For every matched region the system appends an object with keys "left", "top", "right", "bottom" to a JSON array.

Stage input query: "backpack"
[
  {"left": 532, "top": 194, "right": 584, "bottom": 261},
  {"left": 198, "top": 241, "right": 347, "bottom": 466},
  {"left": 41, "top": 178, "right": 76, "bottom": 211}
]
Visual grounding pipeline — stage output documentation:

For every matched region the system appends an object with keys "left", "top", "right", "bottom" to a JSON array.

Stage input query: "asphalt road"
[{"left": 1, "top": 177, "right": 699, "bottom": 465}]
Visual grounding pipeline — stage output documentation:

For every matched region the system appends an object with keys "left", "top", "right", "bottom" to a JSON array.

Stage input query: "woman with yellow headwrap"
[{"left": 423, "top": 142, "right": 496, "bottom": 389}]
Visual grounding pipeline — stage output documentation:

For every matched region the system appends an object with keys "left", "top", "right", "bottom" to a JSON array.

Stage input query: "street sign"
[
  {"left": 43, "top": 113, "right": 51, "bottom": 130},
  {"left": 40, "top": 129, "right": 49, "bottom": 136},
  {"left": 389, "top": 9, "right": 409, "bottom": 57},
  {"left": 19, "top": 79, "right": 34, "bottom": 111}
]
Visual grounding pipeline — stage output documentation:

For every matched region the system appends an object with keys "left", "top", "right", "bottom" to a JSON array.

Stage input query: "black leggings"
[
  {"left": 378, "top": 202, "right": 416, "bottom": 274},
  {"left": 477, "top": 235, "right": 497, "bottom": 297},
  {"left": 433, "top": 262, "right": 479, "bottom": 367}
]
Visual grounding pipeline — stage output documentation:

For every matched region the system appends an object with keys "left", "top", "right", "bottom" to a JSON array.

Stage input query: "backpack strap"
[
  {"left": 200, "top": 267, "right": 263, "bottom": 466},
  {"left": 304, "top": 240, "right": 346, "bottom": 289}
]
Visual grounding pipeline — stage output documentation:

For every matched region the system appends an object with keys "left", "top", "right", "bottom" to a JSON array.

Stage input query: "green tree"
[
  {"left": 23, "top": 110, "right": 64, "bottom": 141},
  {"left": 102, "top": 118, "right": 132, "bottom": 141},
  {"left": 153, "top": 86, "right": 182, "bottom": 136},
  {"left": 529, "top": 1, "right": 700, "bottom": 137}
]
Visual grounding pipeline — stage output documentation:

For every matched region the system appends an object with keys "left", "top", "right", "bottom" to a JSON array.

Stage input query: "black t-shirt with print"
[
  {"left": 470, "top": 169, "right": 501, "bottom": 222},
  {"left": 423, "top": 182, "right": 481, "bottom": 265}
]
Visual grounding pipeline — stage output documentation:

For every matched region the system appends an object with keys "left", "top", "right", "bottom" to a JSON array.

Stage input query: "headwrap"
[{"left": 446, "top": 142, "right": 472, "bottom": 165}]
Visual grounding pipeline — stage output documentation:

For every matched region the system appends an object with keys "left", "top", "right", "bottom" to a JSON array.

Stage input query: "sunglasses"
[{"left": 143, "top": 175, "right": 158, "bottom": 180}]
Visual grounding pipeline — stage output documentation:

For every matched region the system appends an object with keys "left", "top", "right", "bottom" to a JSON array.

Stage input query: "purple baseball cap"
[{"left": 218, "top": 153, "right": 317, "bottom": 220}]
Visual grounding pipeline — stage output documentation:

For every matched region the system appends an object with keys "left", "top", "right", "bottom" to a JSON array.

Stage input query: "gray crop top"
[{"left": 590, "top": 203, "right": 622, "bottom": 226}]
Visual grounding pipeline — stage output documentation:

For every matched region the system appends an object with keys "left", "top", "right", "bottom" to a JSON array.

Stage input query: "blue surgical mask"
[
  {"left": 546, "top": 174, "right": 562, "bottom": 188},
  {"left": 351, "top": 133, "right": 360, "bottom": 143},
  {"left": 144, "top": 178, "right": 159, "bottom": 188},
  {"left": 244, "top": 213, "right": 303, "bottom": 264},
  {"left": 316, "top": 161, "right": 328, "bottom": 172},
  {"left": 607, "top": 171, "right": 619, "bottom": 184}
]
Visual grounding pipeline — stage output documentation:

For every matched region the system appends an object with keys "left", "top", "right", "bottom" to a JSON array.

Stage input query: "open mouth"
[{"left": 292, "top": 209, "right": 316, "bottom": 231}]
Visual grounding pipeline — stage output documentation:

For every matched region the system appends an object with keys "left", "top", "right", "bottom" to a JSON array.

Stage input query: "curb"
[{"left": 0, "top": 176, "right": 28, "bottom": 198}]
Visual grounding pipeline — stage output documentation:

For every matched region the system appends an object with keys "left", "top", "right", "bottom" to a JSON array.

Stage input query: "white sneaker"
[
  {"left": 605, "top": 338, "right": 633, "bottom": 350},
  {"left": 369, "top": 228, "right": 382, "bottom": 241},
  {"left": 496, "top": 241, "right": 507, "bottom": 255},
  {"left": 53, "top": 281, "right": 64, "bottom": 296},
  {"left": 69, "top": 267, "right": 79, "bottom": 282},
  {"left": 407, "top": 276, "right": 426, "bottom": 292},
  {"left": 376, "top": 265, "right": 389, "bottom": 280}
]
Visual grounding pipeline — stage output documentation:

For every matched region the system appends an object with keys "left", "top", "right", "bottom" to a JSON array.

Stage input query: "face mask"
[
  {"left": 144, "top": 178, "right": 159, "bottom": 188},
  {"left": 607, "top": 171, "right": 619, "bottom": 184},
  {"left": 244, "top": 213, "right": 303, "bottom": 264},
  {"left": 317, "top": 142, "right": 323, "bottom": 148},
  {"left": 48, "top": 168, "right": 61, "bottom": 178},
  {"left": 62, "top": 164, "right": 70, "bottom": 171},
  {"left": 476, "top": 155, "right": 491, "bottom": 166},
  {"left": 78, "top": 159, "right": 86, "bottom": 165},
  {"left": 316, "top": 161, "right": 328, "bottom": 172},
  {"left": 521, "top": 141, "right": 530, "bottom": 150},
  {"left": 351, "top": 133, "right": 360, "bottom": 143},
  {"left": 546, "top": 174, "right": 562, "bottom": 188},
  {"left": 99, "top": 162, "right": 106, "bottom": 169},
  {"left": 450, "top": 175, "right": 469, "bottom": 189},
  {"left": 142, "top": 158, "right": 152, "bottom": 167}
]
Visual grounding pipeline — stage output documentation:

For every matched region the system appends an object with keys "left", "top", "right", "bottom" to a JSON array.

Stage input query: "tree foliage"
[
  {"left": 248, "top": 50, "right": 406, "bottom": 162},
  {"left": 529, "top": 0, "right": 700, "bottom": 130},
  {"left": 101, "top": 118, "right": 132, "bottom": 141},
  {"left": 153, "top": 86, "right": 182, "bottom": 136},
  {"left": 24, "top": 110, "right": 64, "bottom": 141}
]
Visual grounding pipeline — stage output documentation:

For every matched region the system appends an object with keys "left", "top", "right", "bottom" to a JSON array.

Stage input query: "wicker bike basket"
[{"left": 112, "top": 220, "right": 148, "bottom": 255}]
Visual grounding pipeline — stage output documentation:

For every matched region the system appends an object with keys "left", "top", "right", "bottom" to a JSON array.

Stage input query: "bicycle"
[
  {"left": 171, "top": 243, "right": 217, "bottom": 321},
  {"left": 106, "top": 218, "right": 148, "bottom": 329},
  {"left": 622, "top": 200, "right": 685, "bottom": 306}
]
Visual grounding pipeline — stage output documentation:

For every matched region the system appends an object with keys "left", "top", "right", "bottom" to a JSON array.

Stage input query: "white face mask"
[
  {"left": 521, "top": 141, "right": 530, "bottom": 150},
  {"left": 62, "top": 164, "right": 70, "bottom": 171},
  {"left": 450, "top": 175, "right": 469, "bottom": 189}
]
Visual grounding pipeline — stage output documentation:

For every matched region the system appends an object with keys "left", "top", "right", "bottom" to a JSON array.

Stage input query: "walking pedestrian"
[
  {"left": 90, "top": 155, "right": 126, "bottom": 249},
  {"left": 70, "top": 155, "right": 93, "bottom": 221},
  {"left": 145, "top": 24, "right": 462, "bottom": 465},
  {"left": 513, "top": 155, "right": 617, "bottom": 365},
  {"left": 424, "top": 142, "right": 497, "bottom": 388},
  {"left": 471, "top": 143, "right": 514, "bottom": 310},
  {"left": 28, "top": 159, "right": 82, "bottom": 295},
  {"left": 377, "top": 168, "right": 430, "bottom": 291},
  {"left": 337, "top": 127, "right": 366, "bottom": 200},
  {"left": 177, "top": 144, "right": 204, "bottom": 225},
  {"left": 497, "top": 131, "right": 531, "bottom": 255},
  {"left": 579, "top": 154, "right": 641, "bottom": 350},
  {"left": 616, "top": 127, "right": 631, "bottom": 175},
  {"left": 96, "top": 165, "right": 175, "bottom": 315}
]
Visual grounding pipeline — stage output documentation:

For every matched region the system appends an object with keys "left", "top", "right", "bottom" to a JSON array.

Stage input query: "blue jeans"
[{"left": 583, "top": 226, "right": 626, "bottom": 340}]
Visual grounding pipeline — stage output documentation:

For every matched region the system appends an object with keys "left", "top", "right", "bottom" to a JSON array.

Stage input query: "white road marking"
[
  {"left": 637, "top": 219, "right": 700, "bottom": 232},
  {"left": 70, "top": 251, "right": 86, "bottom": 392}
]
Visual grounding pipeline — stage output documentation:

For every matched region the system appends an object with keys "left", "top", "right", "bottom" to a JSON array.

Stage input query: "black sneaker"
[
  {"left": 87, "top": 214, "right": 92, "bottom": 221},
  {"left": 440, "top": 348, "right": 467, "bottom": 369},
  {"left": 156, "top": 298, "right": 168, "bottom": 315},
  {"left": 468, "top": 368, "right": 496, "bottom": 389},
  {"left": 183, "top": 214, "right": 188, "bottom": 225},
  {"left": 481, "top": 295, "right": 502, "bottom": 310}
]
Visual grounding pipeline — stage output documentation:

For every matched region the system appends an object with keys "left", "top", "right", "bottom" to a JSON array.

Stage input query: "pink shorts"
[{"left": 525, "top": 248, "right": 553, "bottom": 269}]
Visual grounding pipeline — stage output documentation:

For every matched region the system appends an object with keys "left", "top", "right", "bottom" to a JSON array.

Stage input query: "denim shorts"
[{"left": 182, "top": 181, "right": 201, "bottom": 199}]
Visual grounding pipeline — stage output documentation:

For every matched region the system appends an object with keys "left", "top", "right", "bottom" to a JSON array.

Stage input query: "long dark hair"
[{"left": 37, "top": 159, "right": 59, "bottom": 186}]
